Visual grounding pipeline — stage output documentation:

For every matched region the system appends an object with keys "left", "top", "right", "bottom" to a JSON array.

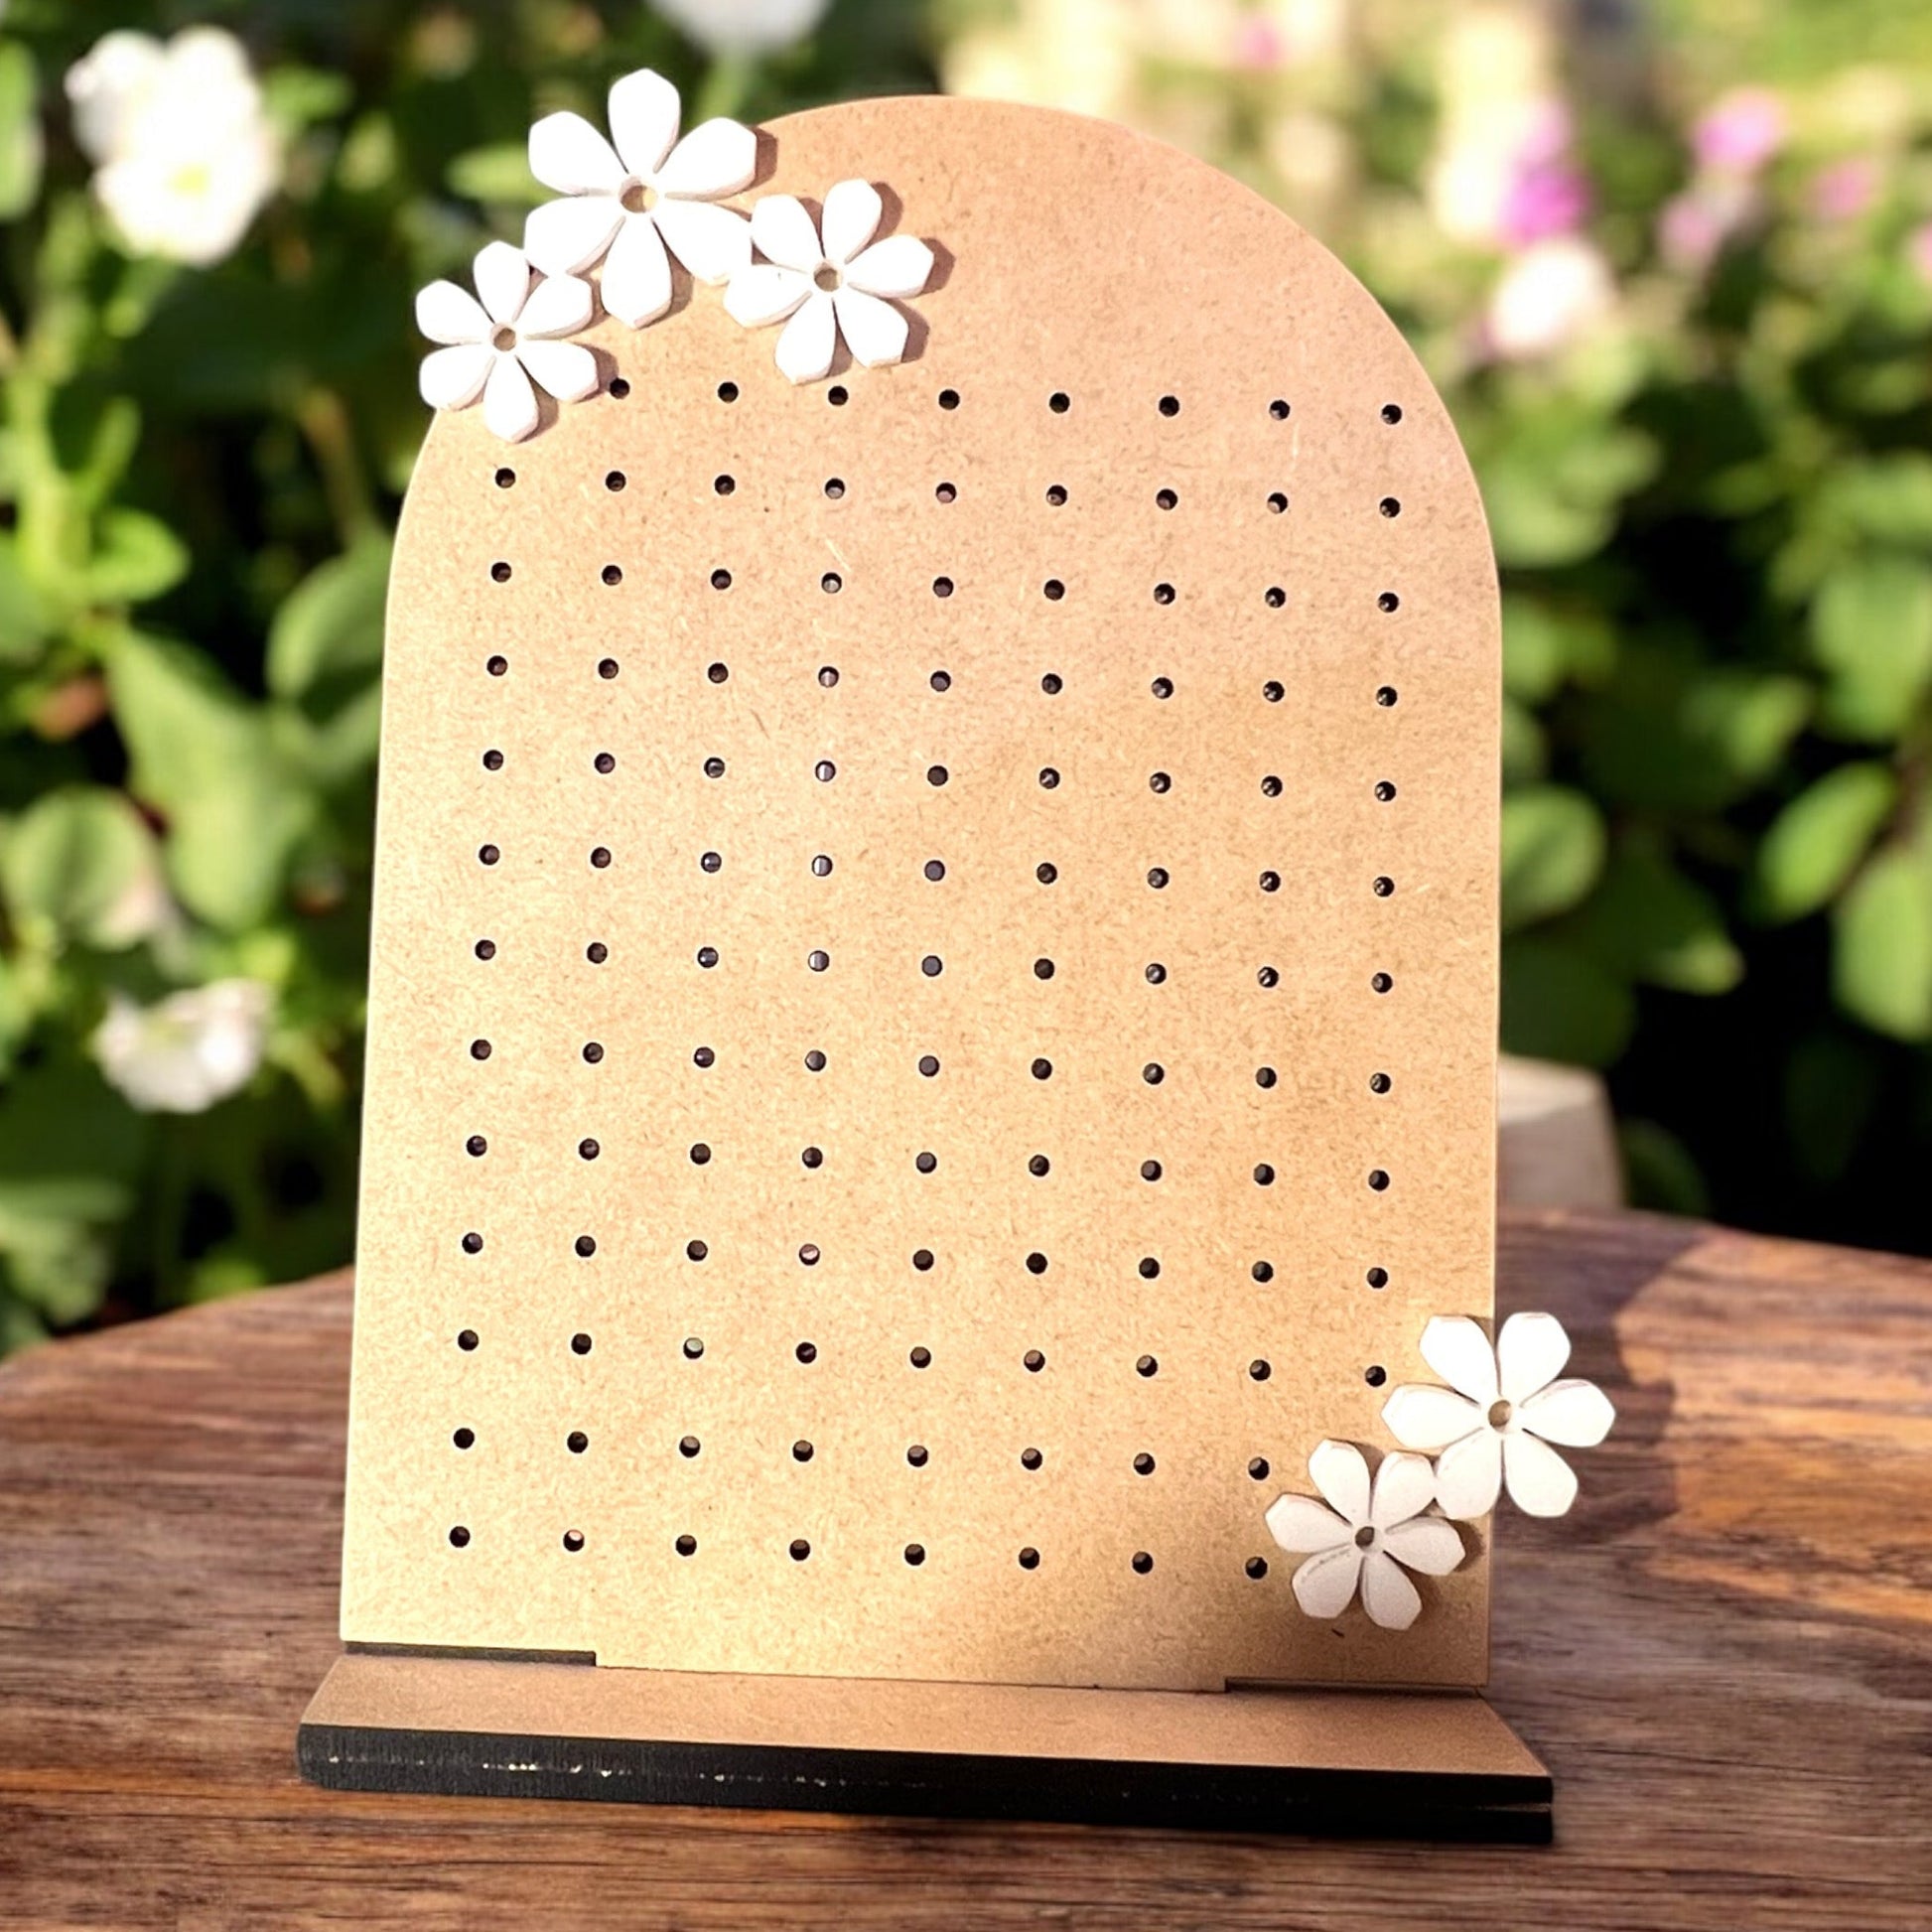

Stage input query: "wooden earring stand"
[{"left": 301, "top": 94, "right": 1545, "bottom": 1840}]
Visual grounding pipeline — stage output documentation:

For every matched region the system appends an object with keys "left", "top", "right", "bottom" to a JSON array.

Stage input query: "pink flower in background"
[
  {"left": 1911, "top": 223, "right": 1932, "bottom": 289},
  {"left": 1693, "top": 87, "right": 1785, "bottom": 176},
  {"left": 1501, "top": 157, "right": 1591, "bottom": 247},
  {"left": 1657, "top": 177, "right": 1756, "bottom": 274},
  {"left": 1658, "top": 191, "right": 1725, "bottom": 272},
  {"left": 1498, "top": 102, "right": 1590, "bottom": 249},
  {"left": 1232, "top": 17, "right": 1286, "bottom": 69},
  {"left": 1808, "top": 157, "right": 1878, "bottom": 223}
]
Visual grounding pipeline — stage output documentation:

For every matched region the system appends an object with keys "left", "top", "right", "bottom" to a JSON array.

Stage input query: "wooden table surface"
[{"left": 2, "top": 1207, "right": 1928, "bottom": 1929}]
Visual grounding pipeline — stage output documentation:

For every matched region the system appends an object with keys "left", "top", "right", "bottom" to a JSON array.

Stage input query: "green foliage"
[{"left": 0, "top": 0, "right": 937, "bottom": 1350}]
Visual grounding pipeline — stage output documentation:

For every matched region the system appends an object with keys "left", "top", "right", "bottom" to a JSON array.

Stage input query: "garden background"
[{"left": 2, "top": 0, "right": 1931, "bottom": 1351}]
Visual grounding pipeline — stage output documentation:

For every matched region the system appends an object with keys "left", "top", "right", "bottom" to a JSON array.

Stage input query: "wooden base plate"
[{"left": 298, "top": 1654, "right": 1551, "bottom": 1841}]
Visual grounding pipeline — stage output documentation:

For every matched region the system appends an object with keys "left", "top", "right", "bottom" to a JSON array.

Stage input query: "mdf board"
[{"left": 338, "top": 96, "right": 1500, "bottom": 1698}]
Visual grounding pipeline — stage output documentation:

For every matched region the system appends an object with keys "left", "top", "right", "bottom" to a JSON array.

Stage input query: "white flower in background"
[
  {"left": 1484, "top": 235, "right": 1615, "bottom": 360},
  {"left": 648, "top": 0, "right": 830, "bottom": 58},
  {"left": 93, "top": 980, "right": 273, "bottom": 1115},
  {"left": 523, "top": 69, "right": 755, "bottom": 330},
  {"left": 1265, "top": 1441, "right": 1464, "bottom": 1631},
  {"left": 726, "top": 181, "right": 933, "bottom": 383},
  {"left": 415, "top": 241, "right": 598, "bottom": 443},
  {"left": 64, "top": 28, "right": 279, "bottom": 267},
  {"left": 1382, "top": 1312, "right": 1615, "bottom": 1520}
]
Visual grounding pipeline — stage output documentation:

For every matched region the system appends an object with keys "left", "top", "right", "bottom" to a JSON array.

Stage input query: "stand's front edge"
[{"left": 299, "top": 1653, "right": 1551, "bottom": 1842}]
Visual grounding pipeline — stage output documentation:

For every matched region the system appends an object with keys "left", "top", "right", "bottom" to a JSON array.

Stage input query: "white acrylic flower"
[
  {"left": 93, "top": 979, "right": 272, "bottom": 1115},
  {"left": 65, "top": 27, "right": 279, "bottom": 267},
  {"left": 523, "top": 69, "right": 755, "bottom": 330},
  {"left": 1382, "top": 1312, "right": 1616, "bottom": 1521},
  {"left": 725, "top": 180, "right": 933, "bottom": 384},
  {"left": 415, "top": 241, "right": 598, "bottom": 444},
  {"left": 1264, "top": 1440, "right": 1464, "bottom": 1631}
]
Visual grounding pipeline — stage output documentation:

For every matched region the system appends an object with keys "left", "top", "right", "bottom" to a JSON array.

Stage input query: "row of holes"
[
  {"left": 496, "top": 665, "right": 1404, "bottom": 714},
  {"left": 472, "top": 1036, "right": 1396, "bottom": 1070},
  {"left": 456, "top": 1434, "right": 1294, "bottom": 1471},
  {"left": 452, "top": 1330, "right": 1393, "bottom": 1382},
  {"left": 452, "top": 1433, "right": 1296, "bottom": 1484},
  {"left": 444, "top": 1524, "right": 1274, "bottom": 1576},
  {"left": 462, "top": 1083, "right": 1391, "bottom": 1161},
  {"left": 490, "top": 560, "right": 1402, "bottom": 610},
  {"left": 460, "top": 1233, "right": 1386, "bottom": 1264},
  {"left": 532, "top": 383, "right": 1404, "bottom": 420},
  {"left": 477, "top": 847, "right": 1400, "bottom": 903},
  {"left": 545, "top": 473, "right": 1380, "bottom": 518},
  {"left": 485, "top": 658, "right": 1402, "bottom": 712},
  {"left": 481, "top": 849, "right": 1399, "bottom": 897}
]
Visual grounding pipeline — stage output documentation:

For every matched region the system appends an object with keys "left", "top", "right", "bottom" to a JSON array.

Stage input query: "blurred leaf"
[
  {"left": 0, "top": 537, "right": 51, "bottom": 663},
  {"left": 1502, "top": 598, "right": 1616, "bottom": 704},
  {"left": 1809, "top": 555, "right": 1932, "bottom": 742},
  {"left": 448, "top": 142, "right": 543, "bottom": 206},
  {"left": 108, "top": 632, "right": 313, "bottom": 930},
  {"left": 1749, "top": 760, "right": 1897, "bottom": 923},
  {"left": 1500, "top": 935, "right": 1635, "bottom": 1068},
  {"left": 1480, "top": 416, "right": 1658, "bottom": 569},
  {"left": 1832, "top": 842, "right": 1932, "bottom": 1041},
  {"left": 0, "top": 786, "right": 163, "bottom": 949},
  {"left": 86, "top": 509, "right": 191, "bottom": 607},
  {"left": 262, "top": 65, "right": 353, "bottom": 131},
  {"left": 1617, "top": 1119, "right": 1709, "bottom": 1218},
  {"left": 1482, "top": 458, "right": 1615, "bottom": 568},
  {"left": 1501, "top": 696, "right": 1547, "bottom": 783},
  {"left": 0, "top": 41, "right": 42, "bottom": 221},
  {"left": 1501, "top": 599, "right": 1565, "bottom": 704},
  {"left": 0, "top": 1293, "right": 47, "bottom": 1353},
  {"left": 0, "top": 1052, "right": 145, "bottom": 1216},
  {"left": 0, "top": 1053, "right": 146, "bottom": 1328},
  {"left": 1569, "top": 847, "right": 1743, "bottom": 994},
  {"left": 1813, "top": 455, "right": 1932, "bottom": 547},
  {"left": 1501, "top": 786, "right": 1607, "bottom": 930},
  {"left": 267, "top": 536, "right": 390, "bottom": 703},
  {"left": 1581, "top": 659, "right": 1812, "bottom": 812}
]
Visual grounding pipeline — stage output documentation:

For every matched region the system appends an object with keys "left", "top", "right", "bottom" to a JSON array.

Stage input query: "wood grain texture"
[{"left": 3, "top": 1208, "right": 1929, "bottom": 1929}]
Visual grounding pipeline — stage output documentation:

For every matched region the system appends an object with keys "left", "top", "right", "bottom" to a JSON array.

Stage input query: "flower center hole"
[
  {"left": 620, "top": 178, "right": 656, "bottom": 214},
  {"left": 814, "top": 263, "right": 842, "bottom": 292},
  {"left": 1353, "top": 1525, "right": 1375, "bottom": 1550},
  {"left": 489, "top": 326, "right": 517, "bottom": 352},
  {"left": 1488, "top": 1399, "right": 1513, "bottom": 1429}
]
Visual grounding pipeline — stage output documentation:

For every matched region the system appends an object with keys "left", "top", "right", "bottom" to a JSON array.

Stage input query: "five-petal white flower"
[
  {"left": 93, "top": 978, "right": 272, "bottom": 1115},
  {"left": 1264, "top": 1440, "right": 1464, "bottom": 1631},
  {"left": 523, "top": 69, "right": 754, "bottom": 329},
  {"left": 725, "top": 180, "right": 933, "bottom": 383},
  {"left": 1382, "top": 1312, "right": 1615, "bottom": 1520},
  {"left": 415, "top": 241, "right": 598, "bottom": 444}
]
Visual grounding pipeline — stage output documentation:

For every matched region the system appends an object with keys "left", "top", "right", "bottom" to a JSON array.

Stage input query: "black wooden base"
[{"left": 298, "top": 1653, "right": 1552, "bottom": 1843}]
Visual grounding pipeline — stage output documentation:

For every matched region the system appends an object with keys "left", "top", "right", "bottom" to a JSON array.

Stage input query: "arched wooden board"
[{"left": 340, "top": 94, "right": 1500, "bottom": 1694}]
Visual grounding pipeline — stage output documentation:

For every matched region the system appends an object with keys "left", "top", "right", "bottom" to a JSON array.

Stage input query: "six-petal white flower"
[
  {"left": 524, "top": 69, "right": 754, "bottom": 328},
  {"left": 1264, "top": 1440, "right": 1464, "bottom": 1631},
  {"left": 415, "top": 241, "right": 598, "bottom": 444},
  {"left": 1382, "top": 1311, "right": 1615, "bottom": 1520},
  {"left": 725, "top": 180, "right": 933, "bottom": 383}
]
